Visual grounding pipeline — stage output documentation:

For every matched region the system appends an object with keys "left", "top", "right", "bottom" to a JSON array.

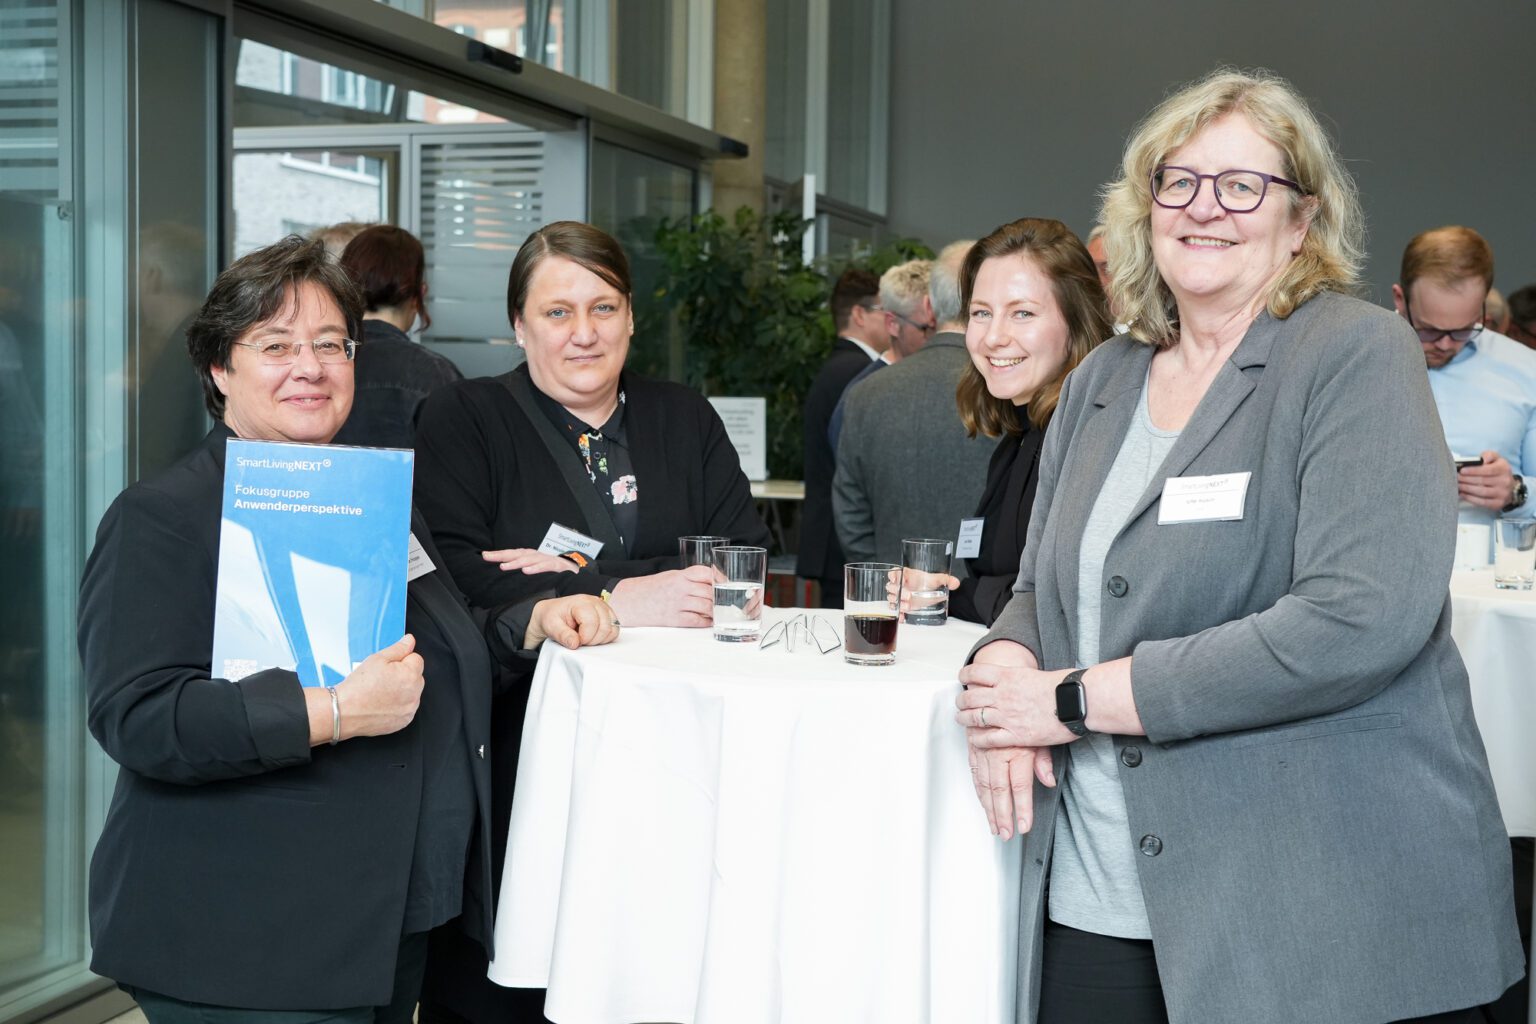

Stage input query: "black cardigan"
[
  {"left": 949, "top": 410, "right": 1044, "bottom": 626},
  {"left": 77, "top": 427, "right": 534, "bottom": 1009},
  {"left": 413, "top": 364, "right": 770, "bottom": 610}
]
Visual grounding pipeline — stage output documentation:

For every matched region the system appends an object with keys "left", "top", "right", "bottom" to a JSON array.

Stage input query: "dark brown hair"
[
  {"left": 830, "top": 268, "right": 880, "bottom": 332},
  {"left": 956, "top": 218, "right": 1113, "bottom": 437},
  {"left": 1399, "top": 225, "right": 1495, "bottom": 295},
  {"left": 339, "top": 224, "right": 431, "bottom": 331},
  {"left": 507, "top": 221, "right": 632, "bottom": 324},
  {"left": 185, "top": 235, "right": 364, "bottom": 418}
]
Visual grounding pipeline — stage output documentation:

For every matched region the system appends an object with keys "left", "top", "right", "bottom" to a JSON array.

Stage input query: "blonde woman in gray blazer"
[{"left": 956, "top": 70, "right": 1523, "bottom": 1024}]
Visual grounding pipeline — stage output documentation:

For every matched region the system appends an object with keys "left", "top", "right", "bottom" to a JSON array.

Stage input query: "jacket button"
[
  {"left": 1121, "top": 745, "right": 1142, "bottom": 768},
  {"left": 1139, "top": 834, "right": 1162, "bottom": 857},
  {"left": 477, "top": 744, "right": 486, "bottom": 759},
  {"left": 1107, "top": 575, "right": 1129, "bottom": 597}
]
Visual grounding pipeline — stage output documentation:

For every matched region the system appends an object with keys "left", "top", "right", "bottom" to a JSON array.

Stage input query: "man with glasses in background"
[
  {"left": 1393, "top": 226, "right": 1536, "bottom": 526},
  {"left": 826, "top": 258, "right": 935, "bottom": 452}
]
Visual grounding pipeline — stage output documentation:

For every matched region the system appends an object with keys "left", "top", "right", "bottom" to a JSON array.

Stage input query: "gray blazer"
[
  {"left": 832, "top": 333, "right": 994, "bottom": 569},
  {"left": 983, "top": 292, "right": 1523, "bottom": 1024}
]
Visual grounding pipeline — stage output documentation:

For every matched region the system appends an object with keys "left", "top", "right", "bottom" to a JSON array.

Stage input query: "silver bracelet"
[{"left": 326, "top": 685, "right": 341, "bottom": 746}]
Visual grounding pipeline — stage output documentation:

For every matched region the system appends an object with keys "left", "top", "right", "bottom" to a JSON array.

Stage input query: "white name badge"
[
  {"left": 537, "top": 522, "right": 605, "bottom": 560},
  {"left": 1157, "top": 472, "right": 1252, "bottom": 525},
  {"left": 406, "top": 532, "right": 436, "bottom": 582},
  {"left": 956, "top": 517, "right": 985, "bottom": 559}
]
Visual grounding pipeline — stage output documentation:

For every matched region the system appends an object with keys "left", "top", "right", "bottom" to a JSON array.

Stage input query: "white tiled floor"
[{"left": 106, "top": 1012, "right": 146, "bottom": 1024}]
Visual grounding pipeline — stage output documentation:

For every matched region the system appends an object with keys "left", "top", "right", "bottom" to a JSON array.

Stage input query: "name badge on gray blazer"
[{"left": 1157, "top": 471, "right": 1252, "bottom": 524}]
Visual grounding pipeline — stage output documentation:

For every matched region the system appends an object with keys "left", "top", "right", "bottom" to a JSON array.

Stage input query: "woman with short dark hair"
[{"left": 80, "top": 235, "right": 615, "bottom": 1024}]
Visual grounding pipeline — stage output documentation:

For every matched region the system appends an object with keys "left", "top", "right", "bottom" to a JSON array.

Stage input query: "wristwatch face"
[{"left": 1055, "top": 678, "right": 1087, "bottom": 724}]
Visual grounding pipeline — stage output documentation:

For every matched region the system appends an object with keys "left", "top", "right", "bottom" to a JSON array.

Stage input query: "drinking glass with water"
[
  {"left": 1493, "top": 518, "right": 1536, "bottom": 590},
  {"left": 900, "top": 538, "right": 954, "bottom": 625},
  {"left": 679, "top": 535, "right": 730, "bottom": 569},
  {"left": 711, "top": 545, "right": 767, "bottom": 642}
]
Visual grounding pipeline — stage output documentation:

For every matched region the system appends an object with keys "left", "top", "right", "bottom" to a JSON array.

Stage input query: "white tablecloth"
[
  {"left": 1449, "top": 569, "right": 1536, "bottom": 838},
  {"left": 488, "top": 608, "right": 1021, "bottom": 1024}
]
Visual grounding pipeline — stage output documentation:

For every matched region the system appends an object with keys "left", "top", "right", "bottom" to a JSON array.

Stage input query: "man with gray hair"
[
  {"left": 880, "top": 258, "right": 935, "bottom": 361},
  {"left": 827, "top": 258, "right": 932, "bottom": 450},
  {"left": 832, "top": 241, "right": 992, "bottom": 569}
]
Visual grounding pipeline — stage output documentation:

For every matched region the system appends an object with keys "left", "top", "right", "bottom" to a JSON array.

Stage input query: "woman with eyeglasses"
[
  {"left": 953, "top": 70, "right": 1521, "bottom": 1023},
  {"left": 77, "top": 236, "right": 616, "bottom": 1024}
]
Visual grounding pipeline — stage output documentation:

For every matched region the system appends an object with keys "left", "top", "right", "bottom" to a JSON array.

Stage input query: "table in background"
[
  {"left": 746, "top": 478, "right": 804, "bottom": 568},
  {"left": 488, "top": 608, "right": 1020, "bottom": 1024},
  {"left": 1449, "top": 569, "right": 1536, "bottom": 1020}
]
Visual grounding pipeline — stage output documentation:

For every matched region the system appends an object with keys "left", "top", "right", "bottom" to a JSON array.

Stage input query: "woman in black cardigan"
[
  {"left": 414, "top": 221, "right": 769, "bottom": 629},
  {"left": 414, "top": 221, "right": 768, "bottom": 1024},
  {"left": 948, "top": 218, "right": 1113, "bottom": 626}
]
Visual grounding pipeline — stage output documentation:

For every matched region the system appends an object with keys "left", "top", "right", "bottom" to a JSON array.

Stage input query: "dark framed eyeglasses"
[
  {"left": 231, "top": 337, "right": 359, "bottom": 365},
  {"left": 889, "top": 309, "right": 936, "bottom": 335},
  {"left": 1150, "top": 165, "right": 1303, "bottom": 214},
  {"left": 1403, "top": 296, "right": 1485, "bottom": 345}
]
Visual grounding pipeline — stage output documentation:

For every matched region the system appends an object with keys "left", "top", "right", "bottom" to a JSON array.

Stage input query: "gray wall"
[{"left": 885, "top": 0, "right": 1536, "bottom": 305}]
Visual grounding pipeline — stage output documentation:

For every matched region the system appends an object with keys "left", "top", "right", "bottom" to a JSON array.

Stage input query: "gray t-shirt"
[{"left": 1049, "top": 369, "right": 1179, "bottom": 940}]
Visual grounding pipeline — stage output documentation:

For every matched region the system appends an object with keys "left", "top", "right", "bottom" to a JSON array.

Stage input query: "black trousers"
[
  {"left": 1036, "top": 920, "right": 1494, "bottom": 1024},
  {"left": 129, "top": 932, "right": 428, "bottom": 1024}
]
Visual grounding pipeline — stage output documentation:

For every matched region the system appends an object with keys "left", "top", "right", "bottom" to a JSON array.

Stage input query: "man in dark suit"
[{"left": 797, "top": 269, "right": 887, "bottom": 607}]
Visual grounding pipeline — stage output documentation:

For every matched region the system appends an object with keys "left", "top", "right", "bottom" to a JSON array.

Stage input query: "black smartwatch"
[
  {"left": 1503, "top": 475, "right": 1529, "bottom": 514},
  {"left": 1055, "top": 669, "right": 1090, "bottom": 737}
]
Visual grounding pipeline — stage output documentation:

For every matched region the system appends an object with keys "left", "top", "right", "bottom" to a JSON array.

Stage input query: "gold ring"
[{"left": 979, "top": 707, "right": 987, "bottom": 728}]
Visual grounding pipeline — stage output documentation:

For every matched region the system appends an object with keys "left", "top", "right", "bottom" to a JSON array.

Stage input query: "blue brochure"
[{"left": 212, "top": 438, "right": 414, "bottom": 687}]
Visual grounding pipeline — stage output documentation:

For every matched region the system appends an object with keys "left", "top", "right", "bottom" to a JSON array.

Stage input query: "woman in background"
[
  {"left": 332, "top": 223, "right": 462, "bottom": 448},
  {"left": 949, "top": 219, "right": 1112, "bottom": 626}
]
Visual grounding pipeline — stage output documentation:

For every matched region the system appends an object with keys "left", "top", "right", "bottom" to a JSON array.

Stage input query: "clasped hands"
[
  {"left": 956, "top": 639, "right": 1081, "bottom": 841},
  {"left": 483, "top": 548, "right": 715, "bottom": 627}
]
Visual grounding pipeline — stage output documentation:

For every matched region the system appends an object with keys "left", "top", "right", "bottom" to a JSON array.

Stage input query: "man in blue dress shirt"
[{"left": 1393, "top": 226, "right": 1536, "bottom": 528}]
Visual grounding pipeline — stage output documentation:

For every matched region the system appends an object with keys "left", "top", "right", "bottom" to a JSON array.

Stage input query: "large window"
[
  {"left": 1, "top": 2, "right": 218, "bottom": 1022},
  {"left": 764, "top": 0, "right": 891, "bottom": 252},
  {"left": 234, "top": 39, "right": 588, "bottom": 378},
  {"left": 0, "top": 3, "right": 89, "bottom": 1019}
]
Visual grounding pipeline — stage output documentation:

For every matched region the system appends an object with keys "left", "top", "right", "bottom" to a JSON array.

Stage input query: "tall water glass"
[
  {"left": 712, "top": 545, "right": 767, "bottom": 642},
  {"left": 680, "top": 535, "right": 730, "bottom": 568},
  {"left": 843, "top": 562, "right": 900, "bottom": 666},
  {"left": 900, "top": 537, "right": 953, "bottom": 625},
  {"left": 1493, "top": 518, "right": 1536, "bottom": 590}
]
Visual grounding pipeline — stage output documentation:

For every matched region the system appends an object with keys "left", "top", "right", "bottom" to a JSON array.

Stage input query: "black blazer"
[
  {"left": 78, "top": 427, "right": 516, "bottom": 1010},
  {"left": 797, "top": 338, "right": 876, "bottom": 581},
  {"left": 413, "top": 364, "right": 770, "bottom": 610},
  {"left": 949, "top": 414, "right": 1043, "bottom": 626}
]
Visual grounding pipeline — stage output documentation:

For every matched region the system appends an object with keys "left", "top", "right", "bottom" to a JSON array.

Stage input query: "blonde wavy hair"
[{"left": 1099, "top": 68, "right": 1365, "bottom": 346}]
